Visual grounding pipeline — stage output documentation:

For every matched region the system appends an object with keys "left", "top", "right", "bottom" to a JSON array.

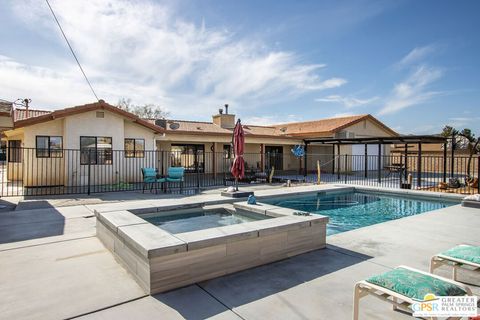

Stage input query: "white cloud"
[
  {"left": 449, "top": 117, "right": 480, "bottom": 122},
  {"left": 242, "top": 114, "right": 303, "bottom": 126},
  {"left": 0, "top": 55, "right": 92, "bottom": 108},
  {"left": 332, "top": 112, "right": 356, "bottom": 118},
  {"left": 2, "top": 0, "right": 346, "bottom": 117},
  {"left": 448, "top": 117, "right": 480, "bottom": 129},
  {"left": 396, "top": 45, "right": 437, "bottom": 68},
  {"left": 405, "top": 124, "right": 440, "bottom": 134},
  {"left": 379, "top": 65, "right": 443, "bottom": 115},
  {"left": 315, "top": 94, "right": 378, "bottom": 108}
]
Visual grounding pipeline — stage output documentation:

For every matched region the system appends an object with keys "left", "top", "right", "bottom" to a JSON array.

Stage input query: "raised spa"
[{"left": 96, "top": 202, "right": 328, "bottom": 294}]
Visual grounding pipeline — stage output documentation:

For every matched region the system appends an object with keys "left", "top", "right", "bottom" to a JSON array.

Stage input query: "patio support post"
[
  {"left": 404, "top": 144, "right": 408, "bottom": 180},
  {"left": 337, "top": 144, "right": 341, "bottom": 179},
  {"left": 377, "top": 143, "right": 381, "bottom": 183},
  {"left": 443, "top": 142, "right": 447, "bottom": 183},
  {"left": 87, "top": 148, "right": 91, "bottom": 195},
  {"left": 332, "top": 144, "right": 336, "bottom": 176},
  {"left": 477, "top": 156, "right": 480, "bottom": 191},
  {"left": 364, "top": 143, "right": 368, "bottom": 178},
  {"left": 303, "top": 142, "right": 308, "bottom": 180},
  {"left": 212, "top": 143, "right": 216, "bottom": 178},
  {"left": 417, "top": 143, "right": 422, "bottom": 188},
  {"left": 260, "top": 144, "right": 265, "bottom": 172},
  {"left": 161, "top": 150, "right": 165, "bottom": 176},
  {"left": 344, "top": 153, "right": 348, "bottom": 183},
  {"left": 223, "top": 150, "right": 227, "bottom": 186},
  {"left": 451, "top": 135, "right": 455, "bottom": 179},
  {"left": 195, "top": 150, "right": 200, "bottom": 191}
]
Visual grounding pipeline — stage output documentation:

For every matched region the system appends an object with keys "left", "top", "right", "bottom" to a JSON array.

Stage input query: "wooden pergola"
[{"left": 302, "top": 135, "right": 450, "bottom": 188}]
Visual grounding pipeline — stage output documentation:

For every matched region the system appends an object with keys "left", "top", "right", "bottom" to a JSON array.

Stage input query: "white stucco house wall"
[{"left": 2, "top": 100, "right": 163, "bottom": 189}]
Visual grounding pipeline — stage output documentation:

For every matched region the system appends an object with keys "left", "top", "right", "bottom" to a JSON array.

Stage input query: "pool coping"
[{"left": 96, "top": 196, "right": 329, "bottom": 294}]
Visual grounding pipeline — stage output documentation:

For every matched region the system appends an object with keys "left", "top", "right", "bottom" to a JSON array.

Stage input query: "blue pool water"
[
  {"left": 144, "top": 210, "right": 269, "bottom": 234},
  {"left": 264, "top": 192, "right": 456, "bottom": 235}
]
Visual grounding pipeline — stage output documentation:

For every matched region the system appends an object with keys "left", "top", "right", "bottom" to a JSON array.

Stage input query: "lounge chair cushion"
[
  {"left": 366, "top": 267, "right": 467, "bottom": 300},
  {"left": 440, "top": 245, "right": 480, "bottom": 264}
]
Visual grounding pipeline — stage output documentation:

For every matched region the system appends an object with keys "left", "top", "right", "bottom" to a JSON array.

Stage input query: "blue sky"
[{"left": 1, "top": 0, "right": 479, "bottom": 133}]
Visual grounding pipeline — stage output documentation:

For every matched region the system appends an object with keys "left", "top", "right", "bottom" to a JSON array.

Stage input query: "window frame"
[
  {"left": 35, "top": 135, "right": 63, "bottom": 158},
  {"left": 124, "top": 138, "right": 145, "bottom": 158},
  {"left": 8, "top": 140, "right": 22, "bottom": 163},
  {"left": 80, "top": 136, "right": 113, "bottom": 165},
  {"left": 171, "top": 144, "right": 205, "bottom": 172},
  {"left": 223, "top": 144, "right": 232, "bottom": 159}
]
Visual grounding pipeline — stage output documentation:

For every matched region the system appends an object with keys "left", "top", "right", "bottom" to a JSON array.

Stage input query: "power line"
[{"left": 44, "top": 0, "right": 99, "bottom": 101}]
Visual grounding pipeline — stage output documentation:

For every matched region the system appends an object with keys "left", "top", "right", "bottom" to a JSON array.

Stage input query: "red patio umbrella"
[{"left": 231, "top": 119, "right": 245, "bottom": 191}]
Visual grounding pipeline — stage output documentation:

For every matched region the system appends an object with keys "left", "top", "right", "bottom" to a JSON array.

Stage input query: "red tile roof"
[
  {"left": 14, "top": 108, "right": 51, "bottom": 121},
  {"left": 156, "top": 119, "right": 287, "bottom": 138},
  {"left": 273, "top": 114, "right": 397, "bottom": 137},
  {"left": 10, "top": 101, "right": 396, "bottom": 140},
  {"left": 160, "top": 114, "right": 397, "bottom": 138},
  {"left": 13, "top": 100, "right": 164, "bottom": 133}
]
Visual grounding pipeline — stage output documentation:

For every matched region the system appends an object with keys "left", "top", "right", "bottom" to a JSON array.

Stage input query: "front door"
[{"left": 265, "top": 146, "right": 283, "bottom": 171}]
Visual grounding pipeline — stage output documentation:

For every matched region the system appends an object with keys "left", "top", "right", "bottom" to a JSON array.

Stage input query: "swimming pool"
[
  {"left": 264, "top": 191, "right": 456, "bottom": 235},
  {"left": 142, "top": 208, "right": 270, "bottom": 234}
]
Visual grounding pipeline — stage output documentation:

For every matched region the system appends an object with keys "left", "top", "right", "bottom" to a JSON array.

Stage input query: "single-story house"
[
  {"left": 2, "top": 100, "right": 163, "bottom": 188},
  {"left": 0, "top": 100, "right": 397, "bottom": 189}
]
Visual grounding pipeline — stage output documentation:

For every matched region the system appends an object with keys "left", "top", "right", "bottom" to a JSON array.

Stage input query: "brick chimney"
[{"left": 212, "top": 104, "right": 235, "bottom": 128}]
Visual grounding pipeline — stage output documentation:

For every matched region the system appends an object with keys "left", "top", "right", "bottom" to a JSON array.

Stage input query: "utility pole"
[{"left": 14, "top": 98, "right": 32, "bottom": 118}]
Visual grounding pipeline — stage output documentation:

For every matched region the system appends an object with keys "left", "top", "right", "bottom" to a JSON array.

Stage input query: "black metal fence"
[
  {"left": 0, "top": 147, "right": 478, "bottom": 196},
  {"left": 302, "top": 154, "right": 479, "bottom": 194}
]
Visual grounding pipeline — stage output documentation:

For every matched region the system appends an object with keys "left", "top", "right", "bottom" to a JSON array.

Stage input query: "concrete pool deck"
[{"left": 0, "top": 185, "right": 478, "bottom": 319}]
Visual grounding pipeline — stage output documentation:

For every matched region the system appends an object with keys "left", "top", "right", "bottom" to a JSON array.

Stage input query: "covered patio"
[{"left": 302, "top": 135, "right": 462, "bottom": 190}]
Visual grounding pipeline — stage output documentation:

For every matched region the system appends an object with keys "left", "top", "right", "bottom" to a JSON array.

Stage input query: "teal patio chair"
[
  {"left": 141, "top": 167, "right": 166, "bottom": 193},
  {"left": 165, "top": 167, "right": 185, "bottom": 193}
]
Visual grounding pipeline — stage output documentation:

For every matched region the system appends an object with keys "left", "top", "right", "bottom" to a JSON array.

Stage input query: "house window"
[
  {"left": 80, "top": 136, "right": 112, "bottom": 165},
  {"left": 125, "top": 138, "right": 145, "bottom": 158},
  {"left": 171, "top": 144, "right": 205, "bottom": 172},
  {"left": 36, "top": 136, "right": 63, "bottom": 158},
  {"left": 8, "top": 140, "right": 22, "bottom": 163},
  {"left": 223, "top": 144, "right": 231, "bottom": 158}
]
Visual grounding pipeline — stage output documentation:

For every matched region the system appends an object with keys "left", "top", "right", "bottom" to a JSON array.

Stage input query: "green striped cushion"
[
  {"left": 441, "top": 245, "right": 480, "bottom": 264},
  {"left": 366, "top": 267, "right": 467, "bottom": 301}
]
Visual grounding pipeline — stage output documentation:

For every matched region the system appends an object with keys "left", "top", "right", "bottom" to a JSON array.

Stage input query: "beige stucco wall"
[
  {"left": 328, "top": 119, "right": 393, "bottom": 171},
  {"left": 4, "top": 131, "right": 25, "bottom": 181},
  {"left": 64, "top": 111, "right": 159, "bottom": 186},
  {"left": 5, "top": 109, "right": 159, "bottom": 187},
  {"left": 122, "top": 120, "right": 158, "bottom": 183},
  {"left": 155, "top": 139, "right": 302, "bottom": 174},
  {"left": 4, "top": 113, "right": 397, "bottom": 187},
  {"left": 21, "top": 119, "right": 65, "bottom": 186},
  {"left": 306, "top": 145, "right": 334, "bottom": 173},
  {"left": 156, "top": 132, "right": 302, "bottom": 146}
]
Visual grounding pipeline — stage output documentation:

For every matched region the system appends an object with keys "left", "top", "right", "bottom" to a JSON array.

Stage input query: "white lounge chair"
[
  {"left": 430, "top": 244, "right": 480, "bottom": 281},
  {"left": 353, "top": 265, "right": 473, "bottom": 320}
]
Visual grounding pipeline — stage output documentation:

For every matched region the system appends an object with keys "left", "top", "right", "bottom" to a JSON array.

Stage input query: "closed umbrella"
[{"left": 231, "top": 119, "right": 245, "bottom": 191}]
